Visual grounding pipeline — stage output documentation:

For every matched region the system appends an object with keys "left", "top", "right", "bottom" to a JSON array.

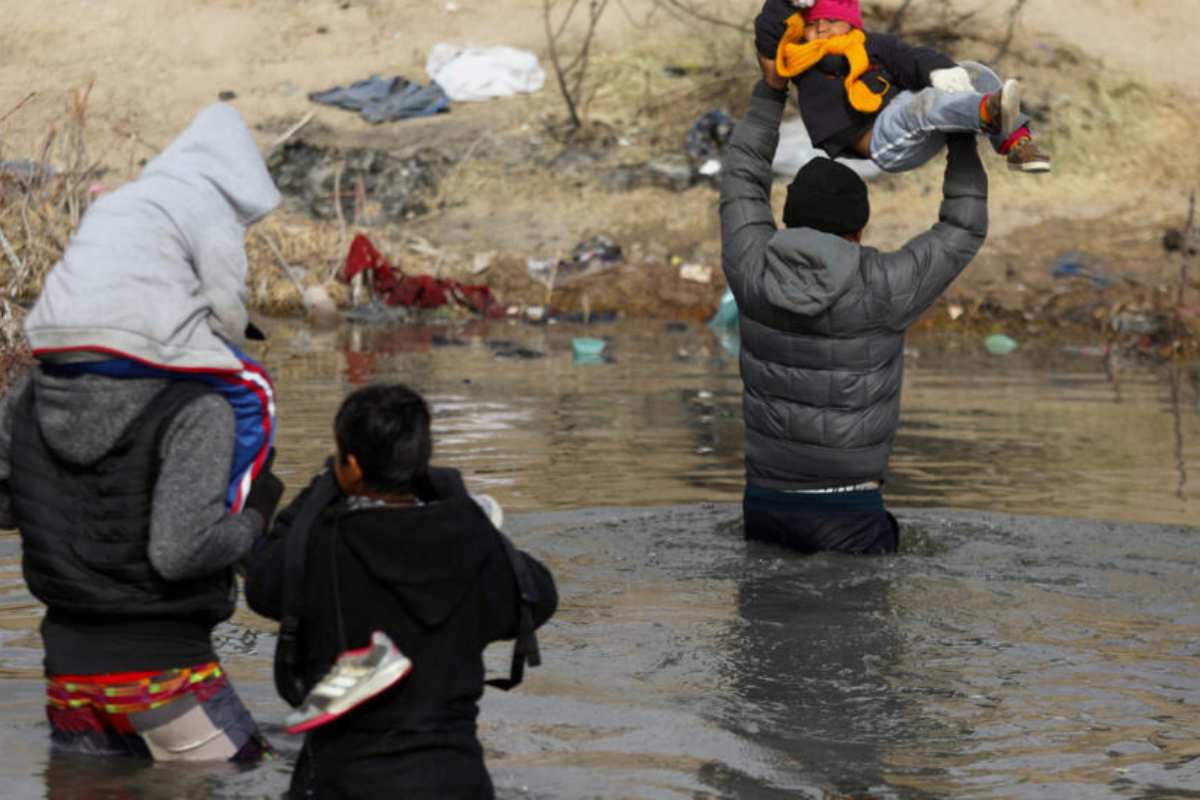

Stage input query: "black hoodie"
[{"left": 244, "top": 471, "right": 557, "bottom": 798}]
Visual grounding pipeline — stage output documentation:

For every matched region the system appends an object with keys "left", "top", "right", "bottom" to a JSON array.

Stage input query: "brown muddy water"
[{"left": 1, "top": 320, "right": 1198, "bottom": 798}]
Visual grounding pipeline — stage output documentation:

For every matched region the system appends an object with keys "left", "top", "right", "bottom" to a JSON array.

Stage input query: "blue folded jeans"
[
  {"left": 870, "top": 61, "right": 1032, "bottom": 172},
  {"left": 743, "top": 484, "right": 899, "bottom": 555}
]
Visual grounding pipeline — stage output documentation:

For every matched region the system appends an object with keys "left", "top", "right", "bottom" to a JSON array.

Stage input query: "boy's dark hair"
[{"left": 334, "top": 384, "right": 432, "bottom": 493}]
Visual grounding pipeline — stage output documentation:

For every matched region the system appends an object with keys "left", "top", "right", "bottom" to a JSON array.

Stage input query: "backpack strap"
[
  {"left": 485, "top": 530, "right": 542, "bottom": 691},
  {"left": 274, "top": 468, "right": 341, "bottom": 708},
  {"left": 417, "top": 467, "right": 542, "bottom": 692}
]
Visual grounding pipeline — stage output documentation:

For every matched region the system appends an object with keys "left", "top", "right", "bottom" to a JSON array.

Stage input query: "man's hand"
[{"left": 758, "top": 55, "right": 789, "bottom": 92}]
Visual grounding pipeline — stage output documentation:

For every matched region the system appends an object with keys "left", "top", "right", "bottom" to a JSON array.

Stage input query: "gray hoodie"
[
  {"left": 24, "top": 104, "right": 280, "bottom": 370},
  {"left": 719, "top": 81, "right": 988, "bottom": 489}
]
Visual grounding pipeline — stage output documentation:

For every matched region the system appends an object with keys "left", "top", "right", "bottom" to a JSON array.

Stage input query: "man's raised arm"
[
  {"left": 873, "top": 134, "right": 989, "bottom": 330},
  {"left": 720, "top": 80, "right": 787, "bottom": 303}
]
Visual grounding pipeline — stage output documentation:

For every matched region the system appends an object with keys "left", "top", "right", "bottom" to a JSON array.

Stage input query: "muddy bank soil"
[{"left": 2, "top": 0, "right": 1199, "bottom": 358}]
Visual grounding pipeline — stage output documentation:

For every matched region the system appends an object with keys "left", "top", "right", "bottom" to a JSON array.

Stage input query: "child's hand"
[{"left": 930, "top": 67, "right": 974, "bottom": 93}]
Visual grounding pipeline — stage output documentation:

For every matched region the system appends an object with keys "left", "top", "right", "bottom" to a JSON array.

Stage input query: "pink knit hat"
[{"left": 803, "top": 0, "right": 863, "bottom": 30}]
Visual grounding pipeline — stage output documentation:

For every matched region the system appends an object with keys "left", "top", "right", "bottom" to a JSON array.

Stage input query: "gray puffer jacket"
[{"left": 719, "top": 81, "right": 987, "bottom": 490}]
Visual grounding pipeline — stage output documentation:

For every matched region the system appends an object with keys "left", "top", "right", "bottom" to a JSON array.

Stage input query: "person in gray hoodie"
[
  {"left": 719, "top": 79, "right": 988, "bottom": 554},
  {"left": 0, "top": 104, "right": 284, "bottom": 761},
  {"left": 24, "top": 102, "right": 281, "bottom": 512}
]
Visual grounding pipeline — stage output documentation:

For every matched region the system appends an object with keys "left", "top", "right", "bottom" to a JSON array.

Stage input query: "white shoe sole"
[
  {"left": 1000, "top": 79, "right": 1022, "bottom": 139},
  {"left": 1009, "top": 159, "right": 1052, "bottom": 173}
]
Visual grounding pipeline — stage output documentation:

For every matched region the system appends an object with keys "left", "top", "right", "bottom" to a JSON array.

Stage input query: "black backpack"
[{"left": 273, "top": 467, "right": 542, "bottom": 707}]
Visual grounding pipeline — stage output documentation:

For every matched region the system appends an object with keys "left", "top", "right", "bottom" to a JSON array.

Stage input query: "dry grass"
[{"left": 0, "top": 84, "right": 102, "bottom": 305}]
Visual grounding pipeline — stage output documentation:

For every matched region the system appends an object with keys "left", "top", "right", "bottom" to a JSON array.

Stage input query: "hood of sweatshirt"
[
  {"left": 762, "top": 227, "right": 862, "bottom": 317},
  {"left": 339, "top": 500, "right": 498, "bottom": 629},
  {"left": 30, "top": 369, "right": 169, "bottom": 466},
  {"left": 140, "top": 103, "right": 280, "bottom": 227},
  {"left": 25, "top": 104, "right": 280, "bottom": 371}
]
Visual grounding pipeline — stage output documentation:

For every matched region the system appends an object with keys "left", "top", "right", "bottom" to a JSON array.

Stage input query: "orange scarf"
[{"left": 774, "top": 15, "right": 887, "bottom": 114}]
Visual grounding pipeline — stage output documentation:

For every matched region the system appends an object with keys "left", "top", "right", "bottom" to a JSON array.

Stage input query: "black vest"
[{"left": 10, "top": 379, "right": 236, "bottom": 625}]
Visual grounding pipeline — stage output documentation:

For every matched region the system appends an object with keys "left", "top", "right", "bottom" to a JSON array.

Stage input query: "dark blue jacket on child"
[
  {"left": 755, "top": 0, "right": 955, "bottom": 158},
  {"left": 245, "top": 468, "right": 557, "bottom": 800}
]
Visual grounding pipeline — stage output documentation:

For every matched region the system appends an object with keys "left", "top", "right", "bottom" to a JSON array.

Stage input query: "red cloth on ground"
[{"left": 341, "top": 234, "right": 498, "bottom": 315}]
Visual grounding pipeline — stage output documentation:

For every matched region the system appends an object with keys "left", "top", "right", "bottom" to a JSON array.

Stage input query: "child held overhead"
[{"left": 755, "top": 0, "right": 1051, "bottom": 173}]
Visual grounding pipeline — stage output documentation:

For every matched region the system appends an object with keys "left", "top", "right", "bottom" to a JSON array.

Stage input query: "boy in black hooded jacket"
[{"left": 245, "top": 384, "right": 557, "bottom": 799}]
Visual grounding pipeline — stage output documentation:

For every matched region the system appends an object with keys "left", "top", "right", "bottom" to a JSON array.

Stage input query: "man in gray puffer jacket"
[{"left": 720, "top": 79, "right": 987, "bottom": 554}]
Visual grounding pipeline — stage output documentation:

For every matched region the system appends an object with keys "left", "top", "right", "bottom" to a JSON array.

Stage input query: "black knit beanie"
[{"left": 783, "top": 158, "right": 870, "bottom": 235}]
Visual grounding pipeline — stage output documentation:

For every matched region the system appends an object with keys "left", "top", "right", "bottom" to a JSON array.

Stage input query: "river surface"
[{"left": 1, "top": 320, "right": 1198, "bottom": 798}]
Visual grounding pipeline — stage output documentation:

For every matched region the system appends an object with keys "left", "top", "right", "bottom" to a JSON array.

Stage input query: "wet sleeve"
[
  {"left": 872, "top": 135, "right": 988, "bottom": 330},
  {"left": 148, "top": 394, "right": 262, "bottom": 582},
  {"left": 243, "top": 475, "right": 324, "bottom": 620},
  {"left": 0, "top": 370, "right": 32, "bottom": 531},
  {"left": 720, "top": 80, "right": 787, "bottom": 309}
]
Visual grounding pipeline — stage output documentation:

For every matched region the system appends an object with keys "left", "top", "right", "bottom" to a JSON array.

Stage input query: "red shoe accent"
[{"left": 999, "top": 125, "right": 1031, "bottom": 155}]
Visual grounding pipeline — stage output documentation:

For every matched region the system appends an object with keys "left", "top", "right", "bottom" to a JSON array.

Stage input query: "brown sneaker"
[
  {"left": 1006, "top": 137, "right": 1052, "bottom": 173},
  {"left": 981, "top": 79, "right": 1022, "bottom": 137}
]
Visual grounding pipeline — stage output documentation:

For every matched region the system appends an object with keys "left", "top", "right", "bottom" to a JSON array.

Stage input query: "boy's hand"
[{"left": 758, "top": 55, "right": 789, "bottom": 91}]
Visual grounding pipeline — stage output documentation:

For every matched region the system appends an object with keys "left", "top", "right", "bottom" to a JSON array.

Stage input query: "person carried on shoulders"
[{"left": 0, "top": 104, "right": 286, "bottom": 763}]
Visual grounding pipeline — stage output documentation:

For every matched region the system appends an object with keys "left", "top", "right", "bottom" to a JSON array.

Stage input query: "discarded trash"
[
  {"left": 772, "top": 118, "right": 881, "bottom": 181},
  {"left": 1110, "top": 312, "right": 1164, "bottom": 336},
  {"left": 341, "top": 234, "right": 499, "bottom": 315},
  {"left": 527, "top": 236, "right": 624, "bottom": 288},
  {"left": 572, "top": 235, "right": 622, "bottom": 266},
  {"left": 425, "top": 44, "right": 545, "bottom": 102},
  {"left": 1050, "top": 252, "right": 1119, "bottom": 288},
  {"left": 679, "top": 263, "right": 713, "bottom": 284},
  {"left": 470, "top": 251, "right": 496, "bottom": 275},
  {"left": 487, "top": 340, "right": 544, "bottom": 360},
  {"left": 708, "top": 288, "right": 739, "bottom": 330},
  {"left": 269, "top": 140, "right": 444, "bottom": 222},
  {"left": 1061, "top": 344, "right": 1107, "bottom": 358},
  {"left": 646, "top": 155, "right": 695, "bottom": 191},
  {"left": 218, "top": 90, "right": 237, "bottom": 101},
  {"left": 947, "top": 303, "right": 964, "bottom": 321},
  {"left": 1163, "top": 227, "right": 1199, "bottom": 256},
  {"left": 601, "top": 156, "right": 695, "bottom": 193},
  {"left": 984, "top": 333, "right": 1019, "bottom": 355},
  {"left": 303, "top": 284, "right": 339, "bottom": 325},
  {"left": 0, "top": 159, "right": 58, "bottom": 185},
  {"left": 571, "top": 337, "right": 607, "bottom": 357},
  {"left": 708, "top": 288, "right": 740, "bottom": 356},
  {"left": 309, "top": 74, "right": 449, "bottom": 123},
  {"left": 686, "top": 110, "right": 734, "bottom": 179}
]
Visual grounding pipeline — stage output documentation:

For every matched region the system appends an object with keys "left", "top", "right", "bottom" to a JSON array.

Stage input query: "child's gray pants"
[{"left": 869, "top": 61, "right": 1032, "bottom": 172}]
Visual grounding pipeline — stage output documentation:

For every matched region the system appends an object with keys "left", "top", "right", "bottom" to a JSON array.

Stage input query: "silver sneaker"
[{"left": 285, "top": 630, "right": 412, "bottom": 735}]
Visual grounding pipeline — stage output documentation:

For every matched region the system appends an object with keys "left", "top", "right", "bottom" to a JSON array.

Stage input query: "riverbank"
[{"left": 1, "top": 0, "right": 1198, "bottom": 360}]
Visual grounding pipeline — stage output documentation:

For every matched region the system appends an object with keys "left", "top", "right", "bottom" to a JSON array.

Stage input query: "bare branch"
[
  {"left": 0, "top": 92, "right": 37, "bottom": 126},
  {"left": 1177, "top": 191, "right": 1196, "bottom": 308},
  {"left": 651, "top": 0, "right": 751, "bottom": 34},
  {"left": 992, "top": 0, "right": 1030, "bottom": 62}
]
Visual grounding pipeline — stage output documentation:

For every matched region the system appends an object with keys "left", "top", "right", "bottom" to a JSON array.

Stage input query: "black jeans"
[{"left": 743, "top": 485, "right": 899, "bottom": 555}]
